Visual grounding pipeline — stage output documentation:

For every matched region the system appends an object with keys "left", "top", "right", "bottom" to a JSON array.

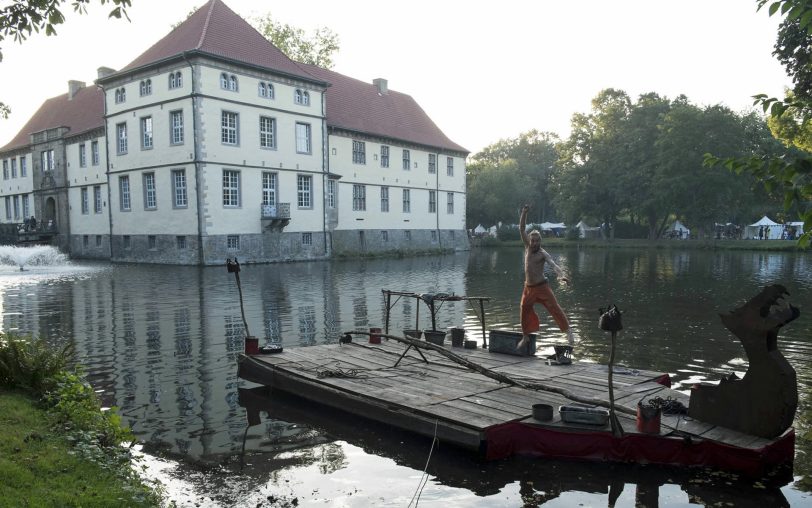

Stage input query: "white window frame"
[
  {"left": 428, "top": 154, "right": 436, "bottom": 174},
  {"left": 447, "top": 157, "right": 454, "bottom": 176},
  {"left": 259, "top": 116, "right": 276, "bottom": 149},
  {"left": 429, "top": 190, "right": 437, "bottom": 213},
  {"left": 221, "top": 111, "right": 238, "bottom": 145},
  {"left": 402, "top": 149, "right": 410, "bottom": 170},
  {"left": 402, "top": 188, "right": 411, "bottom": 213},
  {"left": 380, "top": 186, "right": 389, "bottom": 212},
  {"left": 143, "top": 172, "right": 157, "bottom": 210},
  {"left": 447, "top": 192, "right": 454, "bottom": 214},
  {"left": 352, "top": 140, "right": 366, "bottom": 164},
  {"left": 22, "top": 195, "right": 29, "bottom": 219},
  {"left": 262, "top": 172, "right": 277, "bottom": 206},
  {"left": 380, "top": 145, "right": 389, "bottom": 168},
  {"left": 140, "top": 79, "right": 152, "bottom": 96},
  {"left": 4, "top": 197, "right": 10, "bottom": 220},
  {"left": 119, "top": 175, "right": 131, "bottom": 211},
  {"left": 116, "top": 123, "right": 128, "bottom": 155},
  {"left": 297, "top": 174, "right": 312, "bottom": 209},
  {"left": 81, "top": 187, "right": 89, "bottom": 214},
  {"left": 91, "top": 140, "right": 99, "bottom": 165},
  {"left": 93, "top": 185, "right": 102, "bottom": 214},
  {"left": 223, "top": 169, "right": 240, "bottom": 207},
  {"left": 12, "top": 195, "right": 19, "bottom": 220},
  {"left": 172, "top": 169, "right": 187, "bottom": 208},
  {"left": 327, "top": 179, "right": 336, "bottom": 208},
  {"left": 20, "top": 157, "right": 26, "bottom": 177},
  {"left": 227, "top": 235, "right": 240, "bottom": 250},
  {"left": 170, "top": 110, "right": 184, "bottom": 145},
  {"left": 295, "top": 122, "right": 311, "bottom": 154},
  {"left": 79, "top": 144, "right": 86, "bottom": 167},
  {"left": 141, "top": 116, "right": 153, "bottom": 149},
  {"left": 302, "top": 232, "right": 312, "bottom": 246},
  {"left": 352, "top": 184, "right": 366, "bottom": 211}
]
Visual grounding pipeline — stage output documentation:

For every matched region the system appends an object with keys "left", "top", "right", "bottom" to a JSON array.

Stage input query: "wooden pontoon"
[{"left": 237, "top": 338, "right": 794, "bottom": 477}]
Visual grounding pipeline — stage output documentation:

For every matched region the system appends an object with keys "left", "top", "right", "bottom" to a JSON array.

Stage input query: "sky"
[{"left": 0, "top": 0, "right": 794, "bottom": 155}]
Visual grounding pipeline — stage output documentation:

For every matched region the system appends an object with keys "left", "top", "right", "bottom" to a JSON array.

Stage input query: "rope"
[
  {"left": 408, "top": 419, "right": 439, "bottom": 508},
  {"left": 315, "top": 366, "right": 367, "bottom": 379},
  {"left": 640, "top": 396, "right": 688, "bottom": 415}
]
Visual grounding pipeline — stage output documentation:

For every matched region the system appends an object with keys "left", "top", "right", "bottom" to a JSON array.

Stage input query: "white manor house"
[{"left": 0, "top": 0, "right": 469, "bottom": 265}]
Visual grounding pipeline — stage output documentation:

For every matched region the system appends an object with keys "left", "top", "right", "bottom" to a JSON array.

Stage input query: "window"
[
  {"left": 405, "top": 230, "right": 411, "bottom": 241},
  {"left": 141, "top": 116, "right": 153, "bottom": 149},
  {"left": 170, "top": 110, "right": 184, "bottom": 145},
  {"left": 2, "top": 160, "right": 6, "bottom": 180},
  {"left": 83, "top": 235, "right": 89, "bottom": 248},
  {"left": 297, "top": 175, "right": 312, "bottom": 208},
  {"left": 259, "top": 116, "right": 276, "bottom": 148},
  {"left": 12, "top": 196, "right": 19, "bottom": 220},
  {"left": 93, "top": 185, "right": 102, "bottom": 214},
  {"left": 172, "top": 169, "right": 187, "bottom": 208},
  {"left": 402, "top": 149, "right": 410, "bottom": 170},
  {"left": 3, "top": 197, "right": 9, "bottom": 220},
  {"left": 41, "top": 150, "right": 54, "bottom": 171},
  {"left": 447, "top": 157, "right": 454, "bottom": 176},
  {"left": 143, "top": 172, "right": 156, "bottom": 209},
  {"left": 22, "top": 195, "right": 29, "bottom": 219},
  {"left": 169, "top": 71, "right": 182, "bottom": 89},
  {"left": 114, "top": 87, "right": 126, "bottom": 103},
  {"left": 380, "top": 145, "right": 389, "bottom": 168},
  {"left": 148, "top": 235, "right": 157, "bottom": 250},
  {"left": 176, "top": 236, "right": 187, "bottom": 249},
  {"left": 123, "top": 235, "right": 131, "bottom": 249},
  {"left": 352, "top": 140, "right": 366, "bottom": 164},
  {"left": 227, "top": 235, "right": 240, "bottom": 250},
  {"left": 11, "top": 158, "right": 18, "bottom": 178},
  {"left": 402, "top": 188, "right": 411, "bottom": 213},
  {"left": 116, "top": 123, "right": 128, "bottom": 154},
  {"left": 91, "top": 141, "right": 99, "bottom": 165},
  {"left": 302, "top": 232, "right": 312, "bottom": 246},
  {"left": 20, "top": 157, "right": 26, "bottom": 177},
  {"left": 139, "top": 79, "right": 152, "bottom": 96},
  {"left": 95, "top": 235, "right": 102, "bottom": 248},
  {"left": 119, "top": 176, "right": 131, "bottom": 211},
  {"left": 259, "top": 82, "right": 266, "bottom": 97},
  {"left": 352, "top": 184, "right": 366, "bottom": 211},
  {"left": 428, "top": 154, "right": 436, "bottom": 174},
  {"left": 81, "top": 187, "right": 89, "bottom": 214},
  {"left": 262, "top": 172, "right": 277, "bottom": 206},
  {"left": 221, "top": 73, "right": 238, "bottom": 91},
  {"left": 447, "top": 192, "right": 454, "bottom": 214},
  {"left": 327, "top": 179, "right": 336, "bottom": 208},
  {"left": 295, "top": 122, "right": 311, "bottom": 154},
  {"left": 429, "top": 190, "right": 437, "bottom": 213},
  {"left": 223, "top": 170, "right": 240, "bottom": 207},
  {"left": 431, "top": 230, "right": 438, "bottom": 242},
  {"left": 380, "top": 186, "right": 390, "bottom": 212},
  {"left": 294, "top": 88, "right": 309, "bottom": 105},
  {"left": 381, "top": 230, "right": 388, "bottom": 242},
  {"left": 266, "top": 83, "right": 274, "bottom": 99},
  {"left": 221, "top": 111, "right": 238, "bottom": 145}
]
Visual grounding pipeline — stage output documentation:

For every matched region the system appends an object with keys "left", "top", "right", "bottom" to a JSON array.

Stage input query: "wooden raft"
[{"left": 237, "top": 340, "right": 774, "bottom": 454}]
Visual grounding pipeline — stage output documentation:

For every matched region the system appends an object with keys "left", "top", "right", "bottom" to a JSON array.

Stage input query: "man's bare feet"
[{"left": 516, "top": 335, "right": 530, "bottom": 351}]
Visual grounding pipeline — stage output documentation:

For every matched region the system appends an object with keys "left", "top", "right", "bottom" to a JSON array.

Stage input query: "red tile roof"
[
  {"left": 118, "top": 0, "right": 319, "bottom": 84},
  {"left": 0, "top": 86, "right": 104, "bottom": 151},
  {"left": 300, "top": 63, "right": 467, "bottom": 154}
]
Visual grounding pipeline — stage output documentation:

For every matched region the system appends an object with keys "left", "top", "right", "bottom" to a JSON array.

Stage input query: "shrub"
[{"left": 0, "top": 333, "right": 75, "bottom": 395}]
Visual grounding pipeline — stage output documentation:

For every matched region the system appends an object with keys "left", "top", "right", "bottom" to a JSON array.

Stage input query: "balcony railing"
[{"left": 260, "top": 202, "right": 290, "bottom": 231}]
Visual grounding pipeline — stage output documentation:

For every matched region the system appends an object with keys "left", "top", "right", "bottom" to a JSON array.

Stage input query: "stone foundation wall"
[{"left": 331, "top": 229, "right": 469, "bottom": 256}]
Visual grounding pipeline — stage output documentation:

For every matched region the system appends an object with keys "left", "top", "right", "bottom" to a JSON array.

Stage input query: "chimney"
[
  {"left": 373, "top": 78, "right": 388, "bottom": 95},
  {"left": 68, "top": 80, "right": 85, "bottom": 100},
  {"left": 97, "top": 66, "right": 116, "bottom": 79}
]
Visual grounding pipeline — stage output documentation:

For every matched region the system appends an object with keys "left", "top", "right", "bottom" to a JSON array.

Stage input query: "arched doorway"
[{"left": 45, "top": 197, "right": 56, "bottom": 225}]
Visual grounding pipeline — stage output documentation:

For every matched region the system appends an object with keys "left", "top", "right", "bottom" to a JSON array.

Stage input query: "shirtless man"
[{"left": 517, "top": 204, "right": 574, "bottom": 351}]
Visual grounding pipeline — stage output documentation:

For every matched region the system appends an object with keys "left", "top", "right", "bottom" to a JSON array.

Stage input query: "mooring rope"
[
  {"left": 640, "top": 395, "right": 688, "bottom": 415},
  {"left": 408, "top": 419, "right": 439, "bottom": 508},
  {"left": 315, "top": 366, "right": 367, "bottom": 379}
]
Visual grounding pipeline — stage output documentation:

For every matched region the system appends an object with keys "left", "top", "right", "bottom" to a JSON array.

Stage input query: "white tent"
[
  {"left": 473, "top": 224, "right": 486, "bottom": 235},
  {"left": 576, "top": 220, "right": 601, "bottom": 239},
  {"left": 538, "top": 222, "right": 566, "bottom": 231},
  {"left": 746, "top": 216, "right": 782, "bottom": 240},
  {"left": 669, "top": 220, "right": 690, "bottom": 239}
]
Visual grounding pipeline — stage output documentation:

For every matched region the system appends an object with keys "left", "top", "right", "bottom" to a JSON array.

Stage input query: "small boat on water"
[{"left": 236, "top": 285, "right": 799, "bottom": 478}]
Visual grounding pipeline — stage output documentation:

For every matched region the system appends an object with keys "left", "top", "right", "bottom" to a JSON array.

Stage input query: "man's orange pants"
[{"left": 520, "top": 282, "right": 569, "bottom": 335}]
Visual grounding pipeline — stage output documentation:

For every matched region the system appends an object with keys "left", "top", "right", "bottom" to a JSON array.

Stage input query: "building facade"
[{"left": 0, "top": 0, "right": 468, "bottom": 265}]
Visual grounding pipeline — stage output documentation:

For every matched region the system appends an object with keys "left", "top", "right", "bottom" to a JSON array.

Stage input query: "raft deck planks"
[{"left": 237, "top": 339, "right": 776, "bottom": 453}]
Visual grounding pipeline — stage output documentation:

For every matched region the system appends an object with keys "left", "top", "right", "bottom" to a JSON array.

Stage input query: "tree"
[
  {"left": 0, "top": 0, "right": 132, "bottom": 119},
  {"left": 253, "top": 13, "right": 339, "bottom": 68},
  {"left": 706, "top": 0, "right": 812, "bottom": 247}
]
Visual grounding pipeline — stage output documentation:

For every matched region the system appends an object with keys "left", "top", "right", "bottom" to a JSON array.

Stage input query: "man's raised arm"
[{"left": 519, "top": 204, "right": 529, "bottom": 246}]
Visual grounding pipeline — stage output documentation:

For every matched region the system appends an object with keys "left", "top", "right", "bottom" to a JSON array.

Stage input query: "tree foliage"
[
  {"left": 0, "top": 0, "right": 132, "bottom": 119},
  {"left": 252, "top": 13, "right": 339, "bottom": 68}
]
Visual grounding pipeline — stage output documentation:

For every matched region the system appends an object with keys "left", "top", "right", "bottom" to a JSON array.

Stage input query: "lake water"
[{"left": 1, "top": 246, "right": 810, "bottom": 507}]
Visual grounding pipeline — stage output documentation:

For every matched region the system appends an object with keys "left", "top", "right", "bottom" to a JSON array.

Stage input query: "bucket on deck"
[
  {"left": 244, "top": 336, "right": 260, "bottom": 355},
  {"left": 636, "top": 402, "right": 662, "bottom": 434},
  {"left": 403, "top": 329, "right": 422, "bottom": 340},
  {"left": 369, "top": 327, "right": 382, "bottom": 344},
  {"left": 424, "top": 330, "right": 446, "bottom": 346},
  {"left": 532, "top": 403, "right": 553, "bottom": 421},
  {"left": 450, "top": 327, "right": 465, "bottom": 347}
]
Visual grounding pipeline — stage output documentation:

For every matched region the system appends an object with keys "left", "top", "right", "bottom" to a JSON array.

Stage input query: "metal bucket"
[
  {"left": 450, "top": 327, "right": 465, "bottom": 347},
  {"left": 369, "top": 327, "right": 382, "bottom": 344},
  {"left": 244, "top": 336, "right": 259, "bottom": 355},
  {"left": 532, "top": 403, "right": 553, "bottom": 421},
  {"left": 423, "top": 330, "right": 446, "bottom": 346},
  {"left": 636, "top": 403, "right": 661, "bottom": 434}
]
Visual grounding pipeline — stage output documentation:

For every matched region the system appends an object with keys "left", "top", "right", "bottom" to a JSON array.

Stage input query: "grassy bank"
[
  {"left": 0, "top": 334, "right": 161, "bottom": 507},
  {"left": 480, "top": 237, "right": 808, "bottom": 252}
]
